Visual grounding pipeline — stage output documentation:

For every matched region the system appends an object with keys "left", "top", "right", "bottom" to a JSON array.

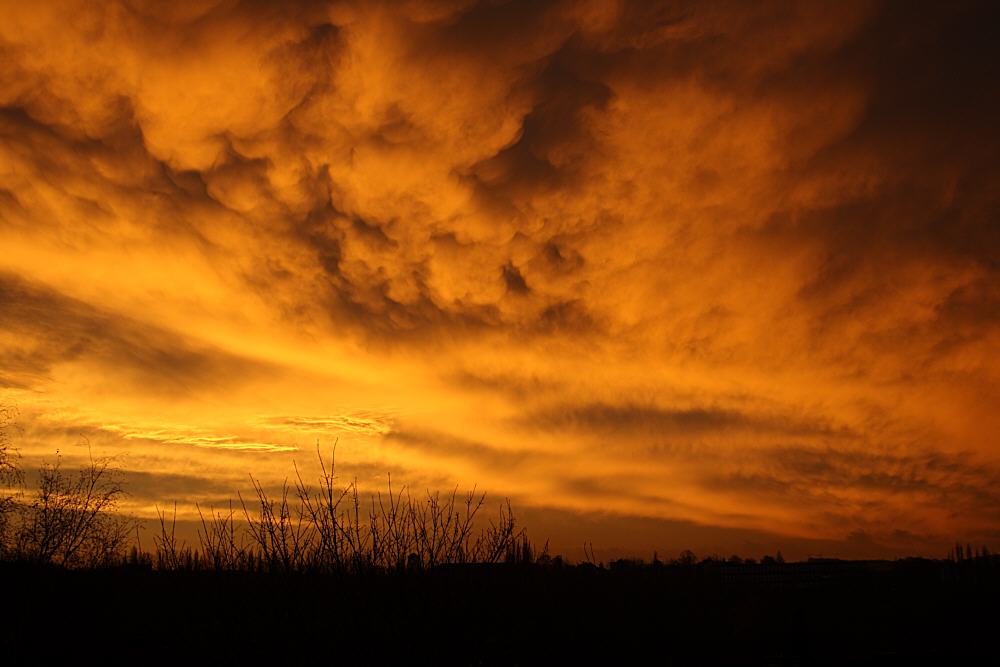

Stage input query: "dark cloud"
[
  {"left": 96, "top": 468, "right": 235, "bottom": 504},
  {"left": 0, "top": 273, "right": 271, "bottom": 393},
  {"left": 387, "top": 427, "right": 550, "bottom": 472},
  {"left": 445, "top": 368, "right": 565, "bottom": 401},
  {"left": 517, "top": 401, "right": 852, "bottom": 439},
  {"left": 501, "top": 261, "right": 530, "bottom": 295},
  {"left": 555, "top": 474, "right": 688, "bottom": 512},
  {"left": 7, "top": 0, "right": 991, "bottom": 351},
  {"left": 735, "top": 1, "right": 1000, "bottom": 370},
  {"left": 702, "top": 445, "right": 1000, "bottom": 526}
]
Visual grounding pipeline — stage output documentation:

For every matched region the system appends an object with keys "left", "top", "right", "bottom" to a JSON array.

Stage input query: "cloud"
[
  {"left": 1, "top": 0, "right": 999, "bottom": 555},
  {"left": 113, "top": 427, "right": 298, "bottom": 453},
  {"left": 0, "top": 272, "right": 272, "bottom": 394},
  {"left": 703, "top": 445, "right": 1000, "bottom": 521},
  {"left": 516, "top": 401, "right": 852, "bottom": 439},
  {"left": 255, "top": 414, "right": 393, "bottom": 436},
  {"left": 387, "top": 427, "right": 549, "bottom": 472}
]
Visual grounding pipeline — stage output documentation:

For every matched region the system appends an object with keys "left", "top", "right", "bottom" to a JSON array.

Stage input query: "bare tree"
[
  {"left": 158, "top": 444, "right": 534, "bottom": 573},
  {"left": 0, "top": 405, "right": 21, "bottom": 555},
  {"left": 15, "top": 447, "right": 133, "bottom": 567}
]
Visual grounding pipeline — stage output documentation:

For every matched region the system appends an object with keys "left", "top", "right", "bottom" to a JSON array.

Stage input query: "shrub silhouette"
[
  {"left": 0, "top": 406, "right": 133, "bottom": 566},
  {"left": 0, "top": 405, "right": 20, "bottom": 554},
  {"left": 13, "top": 450, "right": 133, "bottom": 568},
  {"left": 0, "top": 409, "right": 531, "bottom": 572},
  {"left": 0, "top": 407, "right": 529, "bottom": 570},
  {"left": 152, "top": 445, "right": 530, "bottom": 573}
]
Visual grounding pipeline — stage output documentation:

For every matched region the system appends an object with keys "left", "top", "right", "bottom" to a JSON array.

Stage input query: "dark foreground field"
[{"left": 2, "top": 556, "right": 997, "bottom": 664}]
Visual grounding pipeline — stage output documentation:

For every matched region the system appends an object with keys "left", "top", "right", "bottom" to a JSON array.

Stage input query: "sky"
[{"left": 1, "top": 0, "right": 998, "bottom": 560}]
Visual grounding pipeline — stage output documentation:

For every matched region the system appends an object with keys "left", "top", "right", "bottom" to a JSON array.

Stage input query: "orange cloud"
[{"left": 1, "top": 0, "right": 998, "bottom": 558}]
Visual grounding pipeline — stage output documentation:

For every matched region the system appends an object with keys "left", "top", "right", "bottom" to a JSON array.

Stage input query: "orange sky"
[{"left": 1, "top": 0, "right": 998, "bottom": 559}]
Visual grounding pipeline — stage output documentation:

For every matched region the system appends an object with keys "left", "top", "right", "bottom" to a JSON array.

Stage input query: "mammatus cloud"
[{"left": 1, "top": 0, "right": 998, "bottom": 557}]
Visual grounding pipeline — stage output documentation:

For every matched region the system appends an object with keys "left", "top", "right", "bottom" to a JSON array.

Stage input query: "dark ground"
[{"left": 2, "top": 557, "right": 997, "bottom": 664}]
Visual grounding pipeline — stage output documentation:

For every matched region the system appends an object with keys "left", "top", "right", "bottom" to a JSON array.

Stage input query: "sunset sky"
[{"left": 1, "top": 0, "right": 998, "bottom": 560}]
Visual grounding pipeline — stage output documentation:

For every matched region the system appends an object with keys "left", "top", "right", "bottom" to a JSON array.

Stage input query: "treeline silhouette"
[
  {"left": 2, "top": 407, "right": 998, "bottom": 663},
  {"left": 149, "top": 446, "right": 530, "bottom": 573},
  {"left": 1, "top": 407, "right": 531, "bottom": 571}
]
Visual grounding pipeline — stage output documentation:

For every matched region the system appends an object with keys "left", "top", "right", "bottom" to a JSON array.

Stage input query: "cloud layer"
[{"left": 1, "top": 0, "right": 998, "bottom": 557}]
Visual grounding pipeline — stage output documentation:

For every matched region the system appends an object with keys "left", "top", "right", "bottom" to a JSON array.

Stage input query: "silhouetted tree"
[
  {"left": 0, "top": 405, "right": 21, "bottom": 555},
  {"left": 143, "top": 445, "right": 533, "bottom": 573},
  {"left": 15, "top": 450, "right": 133, "bottom": 567},
  {"left": 582, "top": 541, "right": 598, "bottom": 566}
]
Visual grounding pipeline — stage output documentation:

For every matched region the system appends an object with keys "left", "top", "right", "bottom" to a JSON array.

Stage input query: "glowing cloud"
[{"left": 1, "top": 0, "right": 998, "bottom": 557}]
